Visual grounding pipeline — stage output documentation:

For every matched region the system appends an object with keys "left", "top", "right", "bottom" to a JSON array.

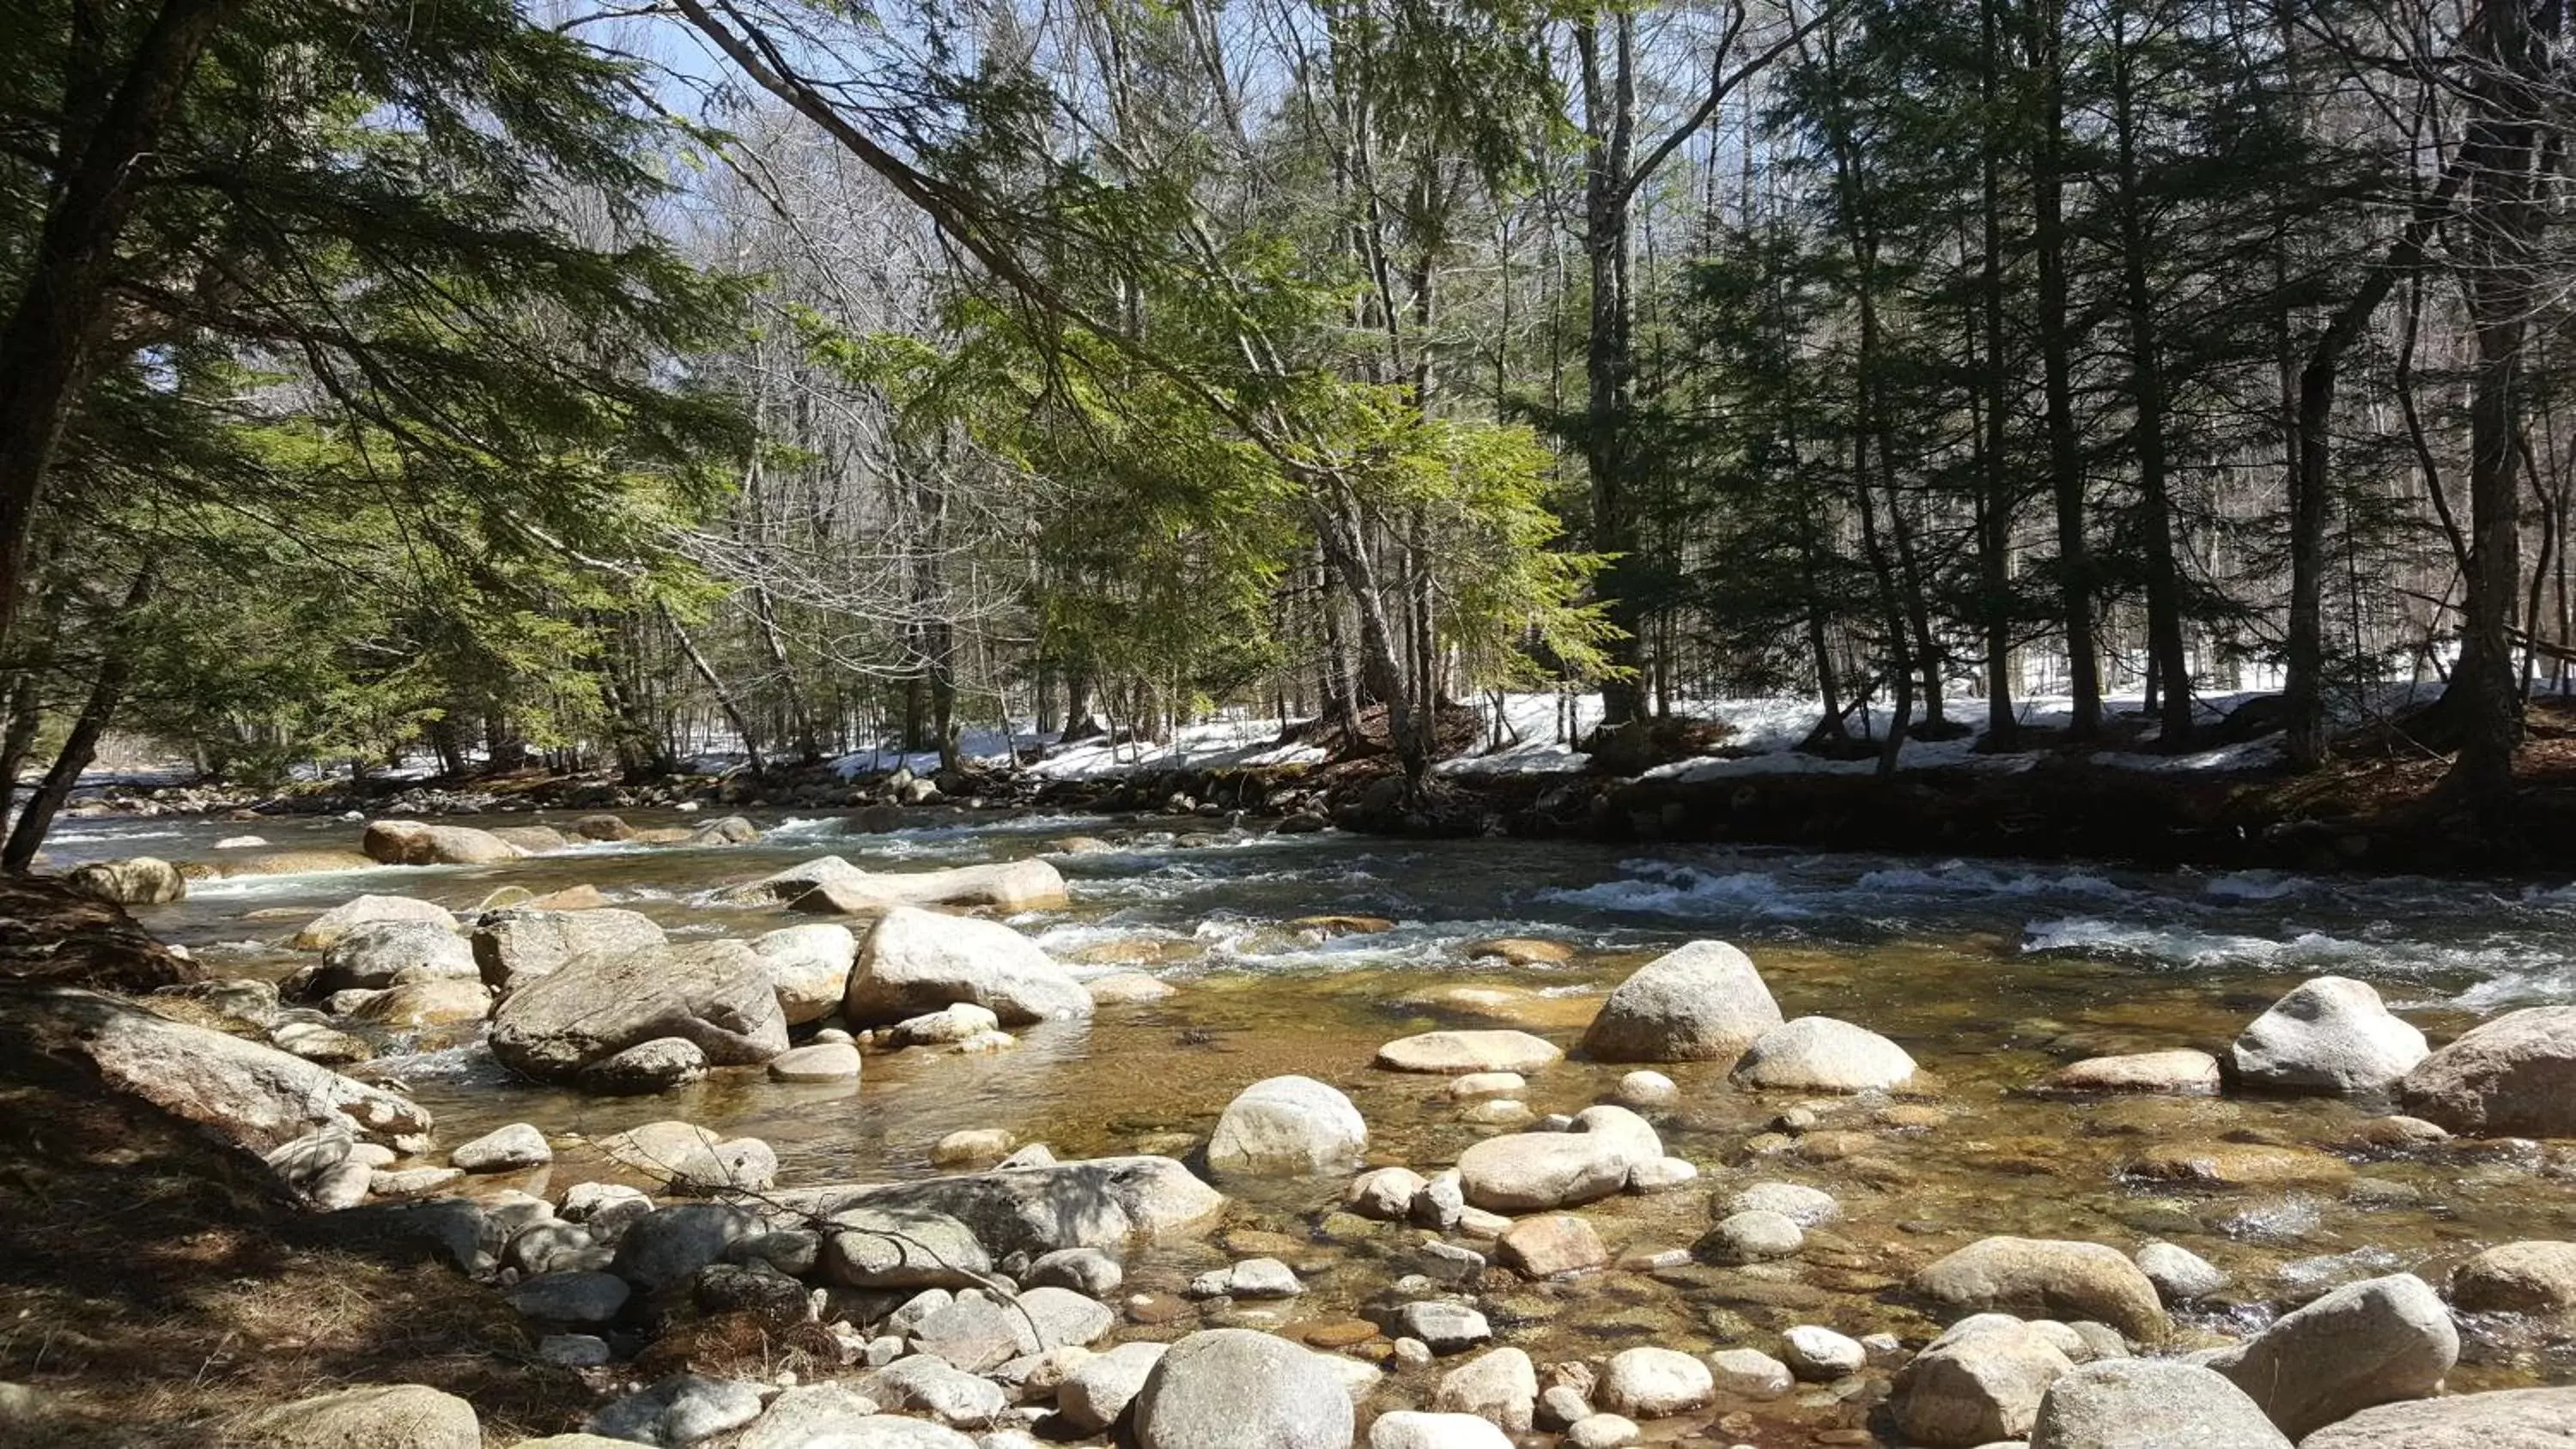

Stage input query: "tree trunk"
[
  {"left": 2440, "top": 0, "right": 2552, "bottom": 805},
  {"left": 2112, "top": 25, "right": 2195, "bottom": 749},
  {"left": 3, "top": 566, "right": 156, "bottom": 871},
  {"left": 1977, "top": 0, "right": 2018, "bottom": 748},
  {"left": 1579, "top": 14, "right": 1647, "bottom": 731},
  {"left": 2028, "top": 0, "right": 2099, "bottom": 738},
  {"left": 660, "top": 599, "right": 766, "bottom": 776},
  {"left": 0, "top": 0, "right": 244, "bottom": 658}
]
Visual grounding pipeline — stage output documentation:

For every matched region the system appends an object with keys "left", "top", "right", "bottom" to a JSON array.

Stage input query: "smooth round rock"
[
  {"left": 769, "top": 1041, "right": 862, "bottom": 1082},
  {"left": 1130, "top": 1328, "right": 1355, "bottom": 1449}
]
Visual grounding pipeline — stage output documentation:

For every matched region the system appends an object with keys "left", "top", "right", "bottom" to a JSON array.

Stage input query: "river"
[{"left": 43, "top": 807, "right": 2576, "bottom": 1434}]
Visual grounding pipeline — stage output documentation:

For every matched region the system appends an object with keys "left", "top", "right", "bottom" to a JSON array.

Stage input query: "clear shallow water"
[{"left": 51, "top": 808, "right": 2576, "bottom": 1434}]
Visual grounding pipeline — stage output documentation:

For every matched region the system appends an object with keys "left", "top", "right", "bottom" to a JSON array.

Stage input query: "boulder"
[
  {"left": 1891, "top": 1314, "right": 2075, "bottom": 1446},
  {"left": 685, "top": 814, "right": 761, "bottom": 846},
  {"left": 2400, "top": 1006, "right": 2576, "bottom": 1137},
  {"left": 2038, "top": 1049, "right": 2221, "bottom": 1095},
  {"left": 1498, "top": 1215, "right": 1608, "bottom": 1276},
  {"left": 737, "top": 1386, "right": 911, "bottom": 1449},
  {"left": 1728, "top": 1181, "right": 1840, "bottom": 1227},
  {"left": 1596, "top": 1346, "right": 1711, "bottom": 1418},
  {"left": 1206, "top": 1076, "right": 1368, "bottom": 1174},
  {"left": 733, "top": 855, "right": 1069, "bottom": 913},
  {"left": 2201, "top": 1273, "right": 2458, "bottom": 1440},
  {"left": 586, "top": 1373, "right": 765, "bottom": 1446},
  {"left": 752, "top": 922, "right": 858, "bottom": 1024},
  {"left": 1706, "top": 1209, "right": 1803, "bottom": 1264},
  {"left": 488, "top": 940, "right": 787, "bottom": 1082},
  {"left": 858, "top": 1355, "right": 1009, "bottom": 1426},
  {"left": 346, "top": 977, "right": 491, "bottom": 1029},
  {"left": 2299, "top": 1386, "right": 2576, "bottom": 1449},
  {"left": 1348, "top": 1167, "right": 1429, "bottom": 1220},
  {"left": 526, "top": 883, "right": 610, "bottom": 911},
  {"left": 453, "top": 1123, "right": 551, "bottom": 1173},
  {"left": 574, "top": 813, "right": 637, "bottom": 841},
  {"left": 0, "top": 988, "right": 428, "bottom": 1207},
  {"left": 609, "top": 1203, "right": 762, "bottom": 1292},
  {"left": 361, "top": 819, "right": 526, "bottom": 866},
  {"left": 1028, "top": 1246, "right": 1123, "bottom": 1297},
  {"left": 601, "top": 1122, "right": 778, "bottom": 1193},
  {"left": 1707, "top": 1347, "right": 1794, "bottom": 1398},
  {"left": 1779, "top": 1325, "right": 1864, "bottom": 1380},
  {"left": 1374, "top": 1030, "right": 1564, "bottom": 1075},
  {"left": 64, "top": 857, "right": 185, "bottom": 906},
  {"left": 2122, "top": 1139, "right": 2354, "bottom": 1188},
  {"left": 1912, "top": 1237, "right": 2168, "bottom": 1343},
  {"left": 768, "top": 1041, "right": 862, "bottom": 1082},
  {"left": 845, "top": 906, "right": 1093, "bottom": 1026},
  {"left": 1578, "top": 940, "right": 1783, "bottom": 1063},
  {"left": 1058, "top": 1340, "right": 1169, "bottom": 1433},
  {"left": 488, "top": 825, "right": 571, "bottom": 853},
  {"left": 2231, "top": 977, "right": 2428, "bottom": 1093},
  {"left": 1455, "top": 1105, "right": 1662, "bottom": 1213},
  {"left": 580, "top": 1036, "right": 709, "bottom": 1094},
  {"left": 1431, "top": 1346, "right": 1535, "bottom": 1430},
  {"left": 289, "top": 894, "right": 455, "bottom": 951},
  {"left": 1369, "top": 1412, "right": 1512, "bottom": 1449},
  {"left": 1130, "top": 1328, "right": 1356, "bottom": 1449},
  {"left": 228, "top": 1384, "right": 477, "bottom": 1449},
  {"left": 505, "top": 1270, "right": 630, "bottom": 1325},
  {"left": 2026, "top": 1358, "right": 2292, "bottom": 1449},
  {"left": 313, "top": 922, "right": 479, "bottom": 994},
  {"left": 1729, "top": 1016, "right": 1917, "bottom": 1092},
  {"left": 2133, "top": 1242, "right": 2227, "bottom": 1305},
  {"left": 2451, "top": 1240, "right": 2576, "bottom": 1319},
  {"left": 889, "top": 1003, "right": 1002, "bottom": 1046},
  {"left": 777, "top": 1155, "right": 1222, "bottom": 1259},
  {"left": 471, "top": 906, "right": 667, "bottom": 994}
]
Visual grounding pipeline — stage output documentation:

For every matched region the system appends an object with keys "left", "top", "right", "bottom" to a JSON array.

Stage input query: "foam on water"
[{"left": 1538, "top": 861, "right": 1811, "bottom": 919}]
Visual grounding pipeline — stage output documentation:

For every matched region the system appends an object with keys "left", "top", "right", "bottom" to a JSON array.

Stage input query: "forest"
[{"left": 7, "top": 0, "right": 2576, "bottom": 858}]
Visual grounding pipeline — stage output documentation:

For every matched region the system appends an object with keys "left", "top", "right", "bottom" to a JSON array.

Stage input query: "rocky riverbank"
[
  {"left": 5, "top": 831, "right": 2576, "bottom": 1447},
  {"left": 61, "top": 713, "right": 2576, "bottom": 883}
]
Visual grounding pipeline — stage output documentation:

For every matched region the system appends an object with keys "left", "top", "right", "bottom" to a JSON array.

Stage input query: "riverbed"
[{"left": 45, "top": 808, "right": 2576, "bottom": 1439}]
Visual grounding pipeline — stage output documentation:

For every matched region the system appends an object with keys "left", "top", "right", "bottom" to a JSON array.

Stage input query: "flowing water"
[{"left": 45, "top": 809, "right": 2576, "bottom": 1440}]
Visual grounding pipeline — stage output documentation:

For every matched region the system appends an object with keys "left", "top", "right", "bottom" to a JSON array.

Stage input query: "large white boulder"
[
  {"left": 1455, "top": 1106, "right": 1662, "bottom": 1212},
  {"left": 1206, "top": 1076, "right": 1368, "bottom": 1175},
  {"left": 2230, "top": 977, "right": 2427, "bottom": 1093},
  {"left": 487, "top": 940, "right": 788, "bottom": 1082},
  {"left": 845, "top": 906, "right": 1092, "bottom": 1026},
  {"left": 1578, "top": 940, "right": 1782, "bottom": 1063},
  {"left": 1728, "top": 1016, "right": 1917, "bottom": 1092},
  {"left": 1131, "top": 1328, "right": 1355, "bottom": 1449},
  {"left": 2027, "top": 1359, "right": 2292, "bottom": 1449},
  {"left": 752, "top": 923, "right": 858, "bottom": 1025}
]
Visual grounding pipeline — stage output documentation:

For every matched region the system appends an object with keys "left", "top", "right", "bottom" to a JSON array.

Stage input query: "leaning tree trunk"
[{"left": 3, "top": 566, "right": 156, "bottom": 872}]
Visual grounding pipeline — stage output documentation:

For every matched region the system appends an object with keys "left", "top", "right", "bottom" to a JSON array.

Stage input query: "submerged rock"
[
  {"left": 2231, "top": 976, "right": 2428, "bottom": 1093},
  {"left": 1206, "top": 1076, "right": 1369, "bottom": 1174},
  {"left": 1374, "top": 1029, "right": 1564, "bottom": 1074},
  {"left": 1578, "top": 940, "right": 1783, "bottom": 1063},
  {"left": 600, "top": 1120, "right": 778, "bottom": 1192},
  {"left": 844, "top": 906, "right": 1092, "bottom": 1026},
  {"left": 2038, "top": 1049, "right": 2221, "bottom": 1095}
]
